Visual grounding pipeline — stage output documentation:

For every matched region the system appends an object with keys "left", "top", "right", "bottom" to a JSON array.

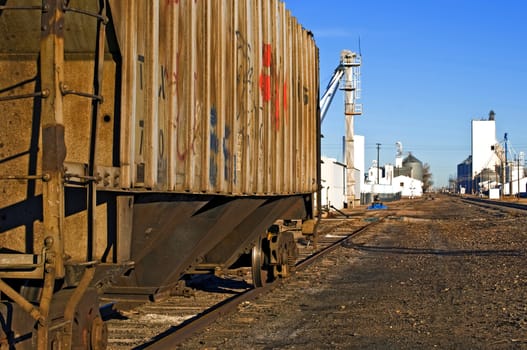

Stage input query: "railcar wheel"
[
  {"left": 70, "top": 288, "right": 108, "bottom": 350},
  {"left": 251, "top": 238, "right": 271, "bottom": 288},
  {"left": 271, "top": 231, "right": 298, "bottom": 279}
]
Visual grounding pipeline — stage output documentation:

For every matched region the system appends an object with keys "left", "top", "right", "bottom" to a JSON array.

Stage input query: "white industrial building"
[
  {"left": 320, "top": 134, "right": 365, "bottom": 210},
  {"left": 393, "top": 175, "right": 423, "bottom": 198},
  {"left": 502, "top": 163, "right": 527, "bottom": 195},
  {"left": 320, "top": 156, "right": 346, "bottom": 210},
  {"left": 471, "top": 116, "right": 499, "bottom": 178},
  {"left": 365, "top": 171, "right": 424, "bottom": 200},
  {"left": 353, "top": 135, "right": 365, "bottom": 204},
  {"left": 457, "top": 111, "right": 527, "bottom": 196},
  {"left": 363, "top": 143, "right": 425, "bottom": 200},
  {"left": 321, "top": 141, "right": 426, "bottom": 209}
]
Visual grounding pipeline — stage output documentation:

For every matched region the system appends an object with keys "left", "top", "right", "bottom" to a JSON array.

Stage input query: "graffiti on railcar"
[
  {"left": 174, "top": 53, "right": 200, "bottom": 163},
  {"left": 175, "top": 112, "right": 200, "bottom": 162},
  {"left": 223, "top": 125, "right": 231, "bottom": 182},
  {"left": 259, "top": 44, "right": 272, "bottom": 104},
  {"left": 157, "top": 64, "right": 169, "bottom": 184},
  {"left": 235, "top": 29, "right": 256, "bottom": 185},
  {"left": 209, "top": 106, "right": 218, "bottom": 185},
  {"left": 208, "top": 108, "right": 234, "bottom": 185},
  {"left": 159, "top": 65, "right": 168, "bottom": 100},
  {"left": 192, "top": 70, "right": 203, "bottom": 182},
  {"left": 235, "top": 30, "right": 256, "bottom": 122},
  {"left": 135, "top": 54, "right": 146, "bottom": 183},
  {"left": 259, "top": 43, "right": 287, "bottom": 131}
]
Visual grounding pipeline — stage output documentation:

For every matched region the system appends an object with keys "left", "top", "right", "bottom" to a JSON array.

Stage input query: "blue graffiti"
[
  {"left": 223, "top": 126, "right": 231, "bottom": 181},
  {"left": 210, "top": 106, "right": 217, "bottom": 126},
  {"left": 209, "top": 107, "right": 218, "bottom": 185}
]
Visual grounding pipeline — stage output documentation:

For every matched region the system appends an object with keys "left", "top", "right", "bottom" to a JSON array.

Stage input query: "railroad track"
[
  {"left": 460, "top": 195, "right": 527, "bottom": 211},
  {"left": 104, "top": 214, "right": 387, "bottom": 349}
]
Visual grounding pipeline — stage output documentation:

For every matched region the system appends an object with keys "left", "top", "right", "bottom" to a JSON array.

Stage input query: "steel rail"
[
  {"left": 296, "top": 218, "right": 383, "bottom": 270},
  {"left": 140, "top": 219, "right": 382, "bottom": 349},
  {"left": 460, "top": 196, "right": 527, "bottom": 211}
]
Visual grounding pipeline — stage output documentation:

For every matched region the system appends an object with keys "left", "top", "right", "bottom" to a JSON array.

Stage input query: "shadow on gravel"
[
  {"left": 187, "top": 275, "right": 252, "bottom": 294},
  {"left": 132, "top": 292, "right": 243, "bottom": 350},
  {"left": 342, "top": 242, "right": 525, "bottom": 257}
]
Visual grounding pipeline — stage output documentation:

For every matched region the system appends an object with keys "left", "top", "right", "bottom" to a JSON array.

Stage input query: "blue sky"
[{"left": 285, "top": 0, "right": 527, "bottom": 187}]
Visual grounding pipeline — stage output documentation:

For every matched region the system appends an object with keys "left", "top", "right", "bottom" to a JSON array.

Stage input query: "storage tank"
[{"left": 403, "top": 153, "right": 424, "bottom": 181}]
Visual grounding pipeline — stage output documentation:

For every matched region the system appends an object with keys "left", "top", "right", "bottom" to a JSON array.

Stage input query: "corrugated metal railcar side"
[{"left": 0, "top": 0, "right": 319, "bottom": 264}]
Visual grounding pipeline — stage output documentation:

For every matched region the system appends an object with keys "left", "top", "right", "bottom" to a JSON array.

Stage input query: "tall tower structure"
[
  {"left": 471, "top": 111, "right": 497, "bottom": 178},
  {"left": 395, "top": 141, "right": 403, "bottom": 168},
  {"left": 340, "top": 50, "right": 362, "bottom": 207}
]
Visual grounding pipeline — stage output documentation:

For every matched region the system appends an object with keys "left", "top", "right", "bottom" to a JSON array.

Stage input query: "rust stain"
[{"left": 42, "top": 124, "right": 66, "bottom": 172}]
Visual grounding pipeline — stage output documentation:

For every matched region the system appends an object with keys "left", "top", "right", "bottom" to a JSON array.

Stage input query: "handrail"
[
  {"left": 0, "top": 90, "right": 49, "bottom": 102},
  {"left": 0, "top": 174, "right": 51, "bottom": 181},
  {"left": 0, "top": 5, "right": 43, "bottom": 11},
  {"left": 61, "top": 3, "right": 108, "bottom": 24}
]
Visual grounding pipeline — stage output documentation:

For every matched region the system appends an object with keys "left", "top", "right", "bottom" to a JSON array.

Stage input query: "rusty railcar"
[{"left": 0, "top": 0, "right": 319, "bottom": 348}]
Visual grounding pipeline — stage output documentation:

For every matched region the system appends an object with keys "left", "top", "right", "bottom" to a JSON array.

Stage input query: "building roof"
[{"left": 403, "top": 153, "right": 422, "bottom": 165}]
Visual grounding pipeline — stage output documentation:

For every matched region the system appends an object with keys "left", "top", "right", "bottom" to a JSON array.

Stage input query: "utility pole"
[
  {"left": 376, "top": 143, "right": 381, "bottom": 184},
  {"left": 517, "top": 156, "right": 520, "bottom": 198},
  {"left": 505, "top": 133, "right": 511, "bottom": 196}
]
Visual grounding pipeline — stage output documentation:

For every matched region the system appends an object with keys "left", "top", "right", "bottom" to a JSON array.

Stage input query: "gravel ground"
[{"left": 178, "top": 195, "right": 527, "bottom": 349}]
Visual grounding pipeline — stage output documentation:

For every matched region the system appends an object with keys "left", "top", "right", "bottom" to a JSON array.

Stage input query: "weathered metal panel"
[
  {"left": 114, "top": 0, "right": 136, "bottom": 189},
  {"left": 0, "top": 0, "right": 317, "bottom": 264},
  {"left": 202, "top": 196, "right": 307, "bottom": 269},
  {"left": 0, "top": 4, "right": 42, "bottom": 256},
  {"left": 130, "top": 196, "right": 266, "bottom": 287},
  {"left": 109, "top": 0, "right": 318, "bottom": 195},
  {"left": 0, "top": 1, "right": 115, "bottom": 263}
]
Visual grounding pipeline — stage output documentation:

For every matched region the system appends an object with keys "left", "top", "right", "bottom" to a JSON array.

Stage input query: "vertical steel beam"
[
  {"left": 88, "top": 0, "right": 107, "bottom": 261},
  {"left": 40, "top": 0, "right": 65, "bottom": 276},
  {"left": 39, "top": 1, "right": 66, "bottom": 348}
]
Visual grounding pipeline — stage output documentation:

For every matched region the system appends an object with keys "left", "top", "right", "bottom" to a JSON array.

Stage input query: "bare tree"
[{"left": 422, "top": 163, "right": 433, "bottom": 192}]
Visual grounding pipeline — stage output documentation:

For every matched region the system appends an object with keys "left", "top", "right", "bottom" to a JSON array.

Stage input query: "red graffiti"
[
  {"left": 166, "top": 0, "right": 179, "bottom": 5},
  {"left": 259, "top": 74, "right": 271, "bottom": 102},
  {"left": 259, "top": 43, "right": 289, "bottom": 131},
  {"left": 168, "top": 51, "right": 180, "bottom": 95},
  {"left": 259, "top": 44, "right": 272, "bottom": 102},
  {"left": 262, "top": 44, "right": 272, "bottom": 67}
]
